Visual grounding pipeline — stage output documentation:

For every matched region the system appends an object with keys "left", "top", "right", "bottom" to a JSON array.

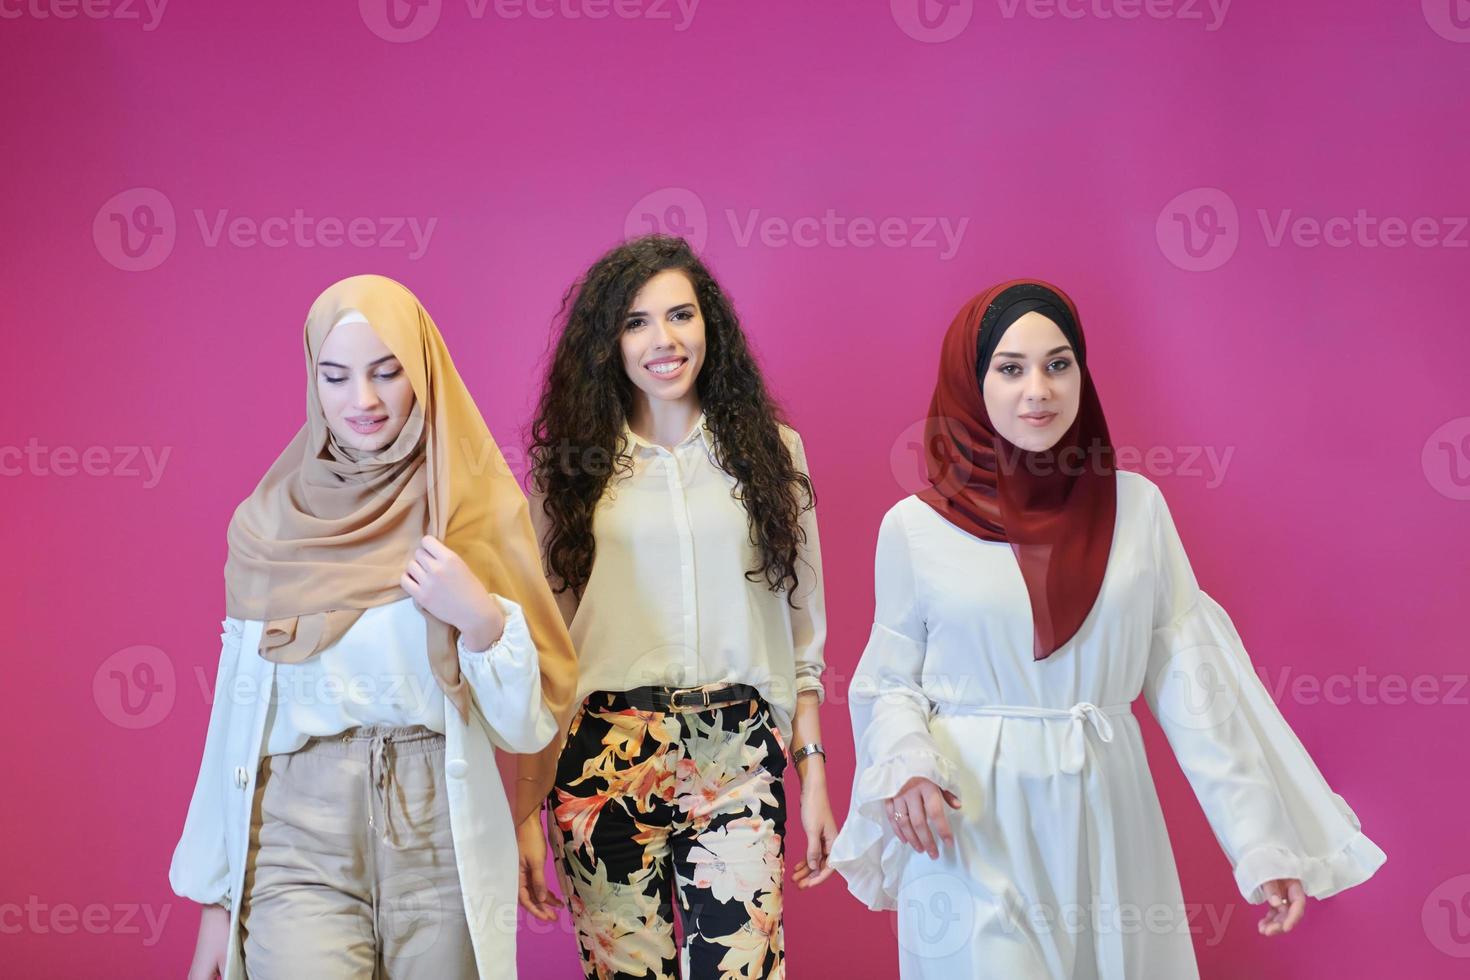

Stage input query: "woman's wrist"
[{"left": 459, "top": 594, "right": 506, "bottom": 652}]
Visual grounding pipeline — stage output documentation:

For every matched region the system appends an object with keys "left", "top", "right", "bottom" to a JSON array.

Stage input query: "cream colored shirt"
[{"left": 534, "top": 412, "right": 827, "bottom": 742}]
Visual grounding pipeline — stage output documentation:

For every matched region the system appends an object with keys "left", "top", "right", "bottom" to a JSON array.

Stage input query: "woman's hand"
[
  {"left": 1257, "top": 878, "right": 1306, "bottom": 936},
  {"left": 790, "top": 759, "right": 838, "bottom": 889},
  {"left": 401, "top": 535, "right": 505, "bottom": 650},
  {"left": 886, "top": 776, "right": 962, "bottom": 859},
  {"left": 516, "top": 811, "right": 565, "bottom": 921},
  {"left": 186, "top": 903, "right": 229, "bottom": 980}
]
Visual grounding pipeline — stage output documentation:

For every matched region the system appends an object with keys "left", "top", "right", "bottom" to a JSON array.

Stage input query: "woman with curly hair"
[{"left": 515, "top": 235, "right": 835, "bottom": 979}]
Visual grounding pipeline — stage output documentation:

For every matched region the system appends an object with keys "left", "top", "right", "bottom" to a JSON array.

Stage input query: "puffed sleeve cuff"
[
  {"left": 829, "top": 749, "right": 960, "bottom": 911},
  {"left": 1232, "top": 830, "right": 1388, "bottom": 905},
  {"left": 167, "top": 862, "right": 232, "bottom": 909},
  {"left": 456, "top": 594, "right": 558, "bottom": 754},
  {"left": 456, "top": 594, "right": 531, "bottom": 662}
]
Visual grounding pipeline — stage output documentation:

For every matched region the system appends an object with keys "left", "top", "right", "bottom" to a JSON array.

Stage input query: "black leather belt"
[{"left": 620, "top": 683, "right": 762, "bottom": 713}]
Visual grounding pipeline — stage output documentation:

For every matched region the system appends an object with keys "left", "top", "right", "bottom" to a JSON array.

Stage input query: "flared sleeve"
[
  {"left": 830, "top": 504, "right": 960, "bottom": 911},
  {"left": 1141, "top": 482, "right": 1386, "bottom": 905}
]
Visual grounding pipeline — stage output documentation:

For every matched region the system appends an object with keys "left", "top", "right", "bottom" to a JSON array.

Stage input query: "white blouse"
[
  {"left": 264, "top": 595, "right": 506, "bottom": 755},
  {"left": 536, "top": 413, "right": 827, "bottom": 742},
  {"left": 828, "top": 472, "right": 1385, "bottom": 978},
  {"left": 169, "top": 594, "right": 556, "bottom": 979}
]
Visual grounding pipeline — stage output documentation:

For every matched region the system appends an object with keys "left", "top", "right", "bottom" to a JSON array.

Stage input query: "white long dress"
[{"left": 828, "top": 470, "right": 1386, "bottom": 979}]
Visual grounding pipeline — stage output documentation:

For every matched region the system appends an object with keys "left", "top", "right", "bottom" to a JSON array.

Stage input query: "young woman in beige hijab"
[{"left": 168, "top": 275, "right": 578, "bottom": 980}]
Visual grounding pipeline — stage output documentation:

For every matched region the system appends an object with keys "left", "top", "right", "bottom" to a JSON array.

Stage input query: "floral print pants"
[{"left": 548, "top": 690, "right": 788, "bottom": 979}]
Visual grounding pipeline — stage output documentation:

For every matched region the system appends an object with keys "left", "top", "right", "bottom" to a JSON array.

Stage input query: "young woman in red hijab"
[{"left": 829, "top": 279, "right": 1386, "bottom": 979}]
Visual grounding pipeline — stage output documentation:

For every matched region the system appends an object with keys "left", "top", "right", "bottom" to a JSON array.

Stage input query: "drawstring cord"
[{"left": 367, "top": 731, "right": 403, "bottom": 850}]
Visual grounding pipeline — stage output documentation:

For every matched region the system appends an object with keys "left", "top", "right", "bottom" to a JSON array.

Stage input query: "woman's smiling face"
[
  {"left": 315, "top": 315, "right": 417, "bottom": 452},
  {"left": 981, "top": 311, "right": 1082, "bottom": 452},
  {"left": 618, "top": 269, "right": 707, "bottom": 407}
]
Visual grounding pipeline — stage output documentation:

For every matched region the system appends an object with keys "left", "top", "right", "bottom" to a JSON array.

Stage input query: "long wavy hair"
[{"left": 529, "top": 235, "right": 815, "bottom": 606}]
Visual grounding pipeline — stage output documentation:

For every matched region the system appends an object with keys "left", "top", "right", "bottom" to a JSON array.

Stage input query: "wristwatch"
[{"left": 791, "top": 742, "right": 826, "bottom": 767}]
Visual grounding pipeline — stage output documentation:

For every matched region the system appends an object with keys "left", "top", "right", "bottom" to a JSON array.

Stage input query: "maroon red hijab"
[{"left": 917, "top": 279, "right": 1117, "bottom": 660}]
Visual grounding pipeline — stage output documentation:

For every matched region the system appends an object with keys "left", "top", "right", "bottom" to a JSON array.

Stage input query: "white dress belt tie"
[{"left": 931, "top": 701, "right": 1134, "bottom": 775}]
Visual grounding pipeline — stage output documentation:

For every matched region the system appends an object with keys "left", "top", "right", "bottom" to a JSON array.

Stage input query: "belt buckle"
[{"left": 668, "top": 685, "right": 712, "bottom": 711}]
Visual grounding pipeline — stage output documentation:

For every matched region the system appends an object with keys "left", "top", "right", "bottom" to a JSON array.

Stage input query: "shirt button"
[
  {"left": 233, "top": 766, "right": 248, "bottom": 789},
  {"left": 445, "top": 758, "right": 469, "bottom": 779}
]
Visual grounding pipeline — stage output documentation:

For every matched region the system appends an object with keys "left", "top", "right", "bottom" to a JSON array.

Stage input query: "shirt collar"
[{"left": 621, "top": 410, "right": 716, "bottom": 456}]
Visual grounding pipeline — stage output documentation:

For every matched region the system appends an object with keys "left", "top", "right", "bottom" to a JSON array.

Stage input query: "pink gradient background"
[{"left": 2, "top": 0, "right": 1465, "bottom": 976}]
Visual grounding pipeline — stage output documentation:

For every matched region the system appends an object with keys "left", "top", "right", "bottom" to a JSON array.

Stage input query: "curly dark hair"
[{"left": 529, "top": 235, "right": 815, "bottom": 606}]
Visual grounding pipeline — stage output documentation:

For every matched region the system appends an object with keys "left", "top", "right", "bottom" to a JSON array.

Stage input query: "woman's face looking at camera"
[{"left": 982, "top": 311, "right": 1081, "bottom": 452}]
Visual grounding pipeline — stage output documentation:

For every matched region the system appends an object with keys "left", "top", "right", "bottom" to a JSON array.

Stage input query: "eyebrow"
[
  {"left": 993, "top": 345, "right": 1074, "bottom": 359},
  {"left": 318, "top": 354, "right": 400, "bottom": 370},
  {"left": 626, "top": 302, "right": 696, "bottom": 319}
]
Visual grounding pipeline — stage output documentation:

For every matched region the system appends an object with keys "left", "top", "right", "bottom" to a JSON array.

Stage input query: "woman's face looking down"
[{"left": 315, "top": 315, "right": 416, "bottom": 452}]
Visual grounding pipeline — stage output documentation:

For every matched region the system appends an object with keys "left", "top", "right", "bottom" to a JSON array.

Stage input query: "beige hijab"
[{"left": 224, "top": 274, "right": 577, "bottom": 823}]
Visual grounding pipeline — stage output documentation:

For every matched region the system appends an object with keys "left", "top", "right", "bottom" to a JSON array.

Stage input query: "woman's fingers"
[
  {"left": 905, "top": 793, "right": 937, "bottom": 857},
  {"left": 538, "top": 885, "right": 565, "bottom": 912},
  {"left": 923, "top": 788, "right": 954, "bottom": 847},
  {"left": 520, "top": 862, "right": 560, "bottom": 921},
  {"left": 1281, "top": 880, "right": 1307, "bottom": 932},
  {"left": 1258, "top": 880, "right": 1279, "bottom": 933},
  {"left": 529, "top": 858, "right": 565, "bottom": 914},
  {"left": 887, "top": 798, "right": 919, "bottom": 851},
  {"left": 518, "top": 860, "right": 544, "bottom": 919},
  {"left": 516, "top": 860, "right": 538, "bottom": 916},
  {"left": 799, "top": 840, "right": 834, "bottom": 887},
  {"left": 797, "top": 827, "right": 833, "bottom": 886},
  {"left": 516, "top": 878, "right": 537, "bottom": 916},
  {"left": 805, "top": 865, "right": 836, "bottom": 887},
  {"left": 892, "top": 791, "right": 943, "bottom": 856},
  {"left": 1259, "top": 880, "right": 1291, "bottom": 935},
  {"left": 532, "top": 870, "right": 565, "bottom": 909}
]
